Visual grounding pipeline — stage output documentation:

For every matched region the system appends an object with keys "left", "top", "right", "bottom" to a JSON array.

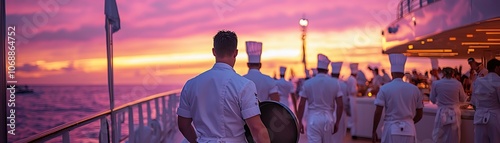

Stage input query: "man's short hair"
[
  {"left": 442, "top": 67, "right": 454, "bottom": 77},
  {"left": 487, "top": 58, "right": 500, "bottom": 72},
  {"left": 213, "top": 30, "right": 238, "bottom": 56}
]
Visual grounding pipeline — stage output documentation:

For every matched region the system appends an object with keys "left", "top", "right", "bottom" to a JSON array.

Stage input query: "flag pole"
[
  {"left": 1, "top": 0, "right": 8, "bottom": 142},
  {"left": 105, "top": 18, "right": 117, "bottom": 143}
]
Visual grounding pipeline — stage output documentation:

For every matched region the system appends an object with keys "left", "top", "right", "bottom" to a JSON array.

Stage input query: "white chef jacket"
[
  {"left": 244, "top": 69, "right": 279, "bottom": 101},
  {"left": 374, "top": 78, "right": 423, "bottom": 143},
  {"left": 382, "top": 73, "right": 392, "bottom": 85},
  {"left": 375, "top": 78, "right": 424, "bottom": 121},
  {"left": 430, "top": 78, "right": 467, "bottom": 106},
  {"left": 276, "top": 78, "right": 294, "bottom": 107},
  {"left": 177, "top": 63, "right": 261, "bottom": 142},
  {"left": 346, "top": 76, "right": 358, "bottom": 97},
  {"left": 299, "top": 73, "right": 344, "bottom": 143},
  {"left": 357, "top": 71, "right": 367, "bottom": 86},
  {"left": 471, "top": 72, "right": 500, "bottom": 143}
]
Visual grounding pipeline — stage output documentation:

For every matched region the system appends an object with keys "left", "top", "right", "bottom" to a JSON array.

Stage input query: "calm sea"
[{"left": 6, "top": 84, "right": 182, "bottom": 143}]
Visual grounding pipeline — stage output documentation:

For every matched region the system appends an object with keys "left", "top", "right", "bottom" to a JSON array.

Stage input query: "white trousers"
[
  {"left": 474, "top": 109, "right": 500, "bottom": 143},
  {"left": 348, "top": 96, "right": 357, "bottom": 135},
  {"left": 306, "top": 110, "right": 335, "bottom": 143}
]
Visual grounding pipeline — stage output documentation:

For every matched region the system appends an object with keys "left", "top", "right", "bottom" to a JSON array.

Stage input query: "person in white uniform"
[
  {"left": 297, "top": 54, "right": 344, "bottom": 143},
  {"left": 471, "top": 58, "right": 500, "bottom": 143},
  {"left": 243, "top": 41, "right": 279, "bottom": 102},
  {"left": 381, "top": 69, "right": 391, "bottom": 85},
  {"left": 346, "top": 63, "right": 359, "bottom": 135},
  {"left": 276, "top": 66, "right": 297, "bottom": 111},
  {"left": 429, "top": 58, "right": 441, "bottom": 86},
  {"left": 331, "top": 62, "right": 348, "bottom": 143},
  {"left": 468, "top": 58, "right": 489, "bottom": 83},
  {"left": 177, "top": 31, "right": 270, "bottom": 143},
  {"left": 372, "top": 54, "right": 424, "bottom": 143},
  {"left": 429, "top": 67, "right": 467, "bottom": 143}
]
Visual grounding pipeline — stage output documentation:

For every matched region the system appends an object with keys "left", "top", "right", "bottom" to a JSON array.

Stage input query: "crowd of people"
[{"left": 176, "top": 30, "right": 500, "bottom": 143}]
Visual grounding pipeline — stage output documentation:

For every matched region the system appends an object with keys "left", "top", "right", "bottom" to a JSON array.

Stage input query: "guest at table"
[{"left": 429, "top": 67, "right": 467, "bottom": 143}]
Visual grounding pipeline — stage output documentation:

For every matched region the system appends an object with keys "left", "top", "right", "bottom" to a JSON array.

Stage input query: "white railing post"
[
  {"left": 147, "top": 101, "right": 152, "bottom": 123},
  {"left": 155, "top": 98, "right": 160, "bottom": 120},
  {"left": 128, "top": 107, "right": 134, "bottom": 143},
  {"left": 62, "top": 132, "right": 70, "bottom": 143},
  {"left": 138, "top": 103, "right": 144, "bottom": 128},
  {"left": 99, "top": 117, "right": 109, "bottom": 143}
]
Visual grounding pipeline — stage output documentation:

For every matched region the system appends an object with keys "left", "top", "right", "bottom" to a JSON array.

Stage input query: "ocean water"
[{"left": 6, "top": 84, "right": 182, "bottom": 143}]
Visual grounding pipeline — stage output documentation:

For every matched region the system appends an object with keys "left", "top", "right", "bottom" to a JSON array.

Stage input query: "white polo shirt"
[{"left": 177, "top": 63, "right": 261, "bottom": 140}]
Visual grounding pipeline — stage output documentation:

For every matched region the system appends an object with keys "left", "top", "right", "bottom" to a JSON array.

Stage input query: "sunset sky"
[{"left": 7, "top": 0, "right": 467, "bottom": 85}]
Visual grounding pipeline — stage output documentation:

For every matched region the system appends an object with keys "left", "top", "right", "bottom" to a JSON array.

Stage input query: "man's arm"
[
  {"left": 334, "top": 96, "right": 343, "bottom": 134},
  {"left": 245, "top": 115, "right": 270, "bottom": 143},
  {"left": 269, "top": 92, "right": 280, "bottom": 102},
  {"left": 413, "top": 108, "right": 423, "bottom": 123},
  {"left": 372, "top": 105, "right": 383, "bottom": 142},
  {"left": 178, "top": 116, "right": 197, "bottom": 143}
]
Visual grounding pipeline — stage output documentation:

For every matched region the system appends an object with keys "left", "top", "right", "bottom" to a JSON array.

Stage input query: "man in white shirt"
[
  {"left": 429, "top": 67, "right": 467, "bottom": 143},
  {"left": 471, "top": 58, "right": 500, "bottom": 143},
  {"left": 372, "top": 54, "right": 424, "bottom": 143},
  {"left": 177, "top": 31, "right": 270, "bottom": 143},
  {"left": 331, "top": 62, "right": 349, "bottom": 143},
  {"left": 243, "top": 41, "right": 279, "bottom": 102},
  {"left": 346, "top": 63, "right": 359, "bottom": 135},
  {"left": 297, "top": 54, "right": 344, "bottom": 143},
  {"left": 468, "top": 58, "right": 489, "bottom": 82},
  {"left": 276, "top": 66, "right": 297, "bottom": 111}
]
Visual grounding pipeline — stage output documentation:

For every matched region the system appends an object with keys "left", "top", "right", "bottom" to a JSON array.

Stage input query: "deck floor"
[{"left": 172, "top": 129, "right": 372, "bottom": 143}]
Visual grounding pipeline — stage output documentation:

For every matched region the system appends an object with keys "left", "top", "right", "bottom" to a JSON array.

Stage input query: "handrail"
[
  {"left": 397, "top": 0, "right": 441, "bottom": 19},
  {"left": 16, "top": 89, "right": 182, "bottom": 143}
]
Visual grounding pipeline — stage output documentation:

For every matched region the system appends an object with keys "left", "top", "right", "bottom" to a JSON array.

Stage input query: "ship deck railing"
[{"left": 16, "top": 89, "right": 182, "bottom": 143}]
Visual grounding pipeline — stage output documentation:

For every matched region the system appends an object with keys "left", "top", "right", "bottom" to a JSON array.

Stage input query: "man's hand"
[
  {"left": 332, "top": 123, "right": 339, "bottom": 134},
  {"left": 372, "top": 132, "right": 378, "bottom": 143}
]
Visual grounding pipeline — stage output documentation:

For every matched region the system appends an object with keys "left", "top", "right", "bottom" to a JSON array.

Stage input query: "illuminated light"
[
  {"left": 462, "top": 42, "right": 500, "bottom": 45},
  {"left": 407, "top": 49, "right": 453, "bottom": 53},
  {"left": 417, "top": 53, "right": 458, "bottom": 57},
  {"left": 486, "top": 32, "right": 500, "bottom": 35},
  {"left": 469, "top": 46, "right": 490, "bottom": 48},
  {"left": 476, "top": 29, "right": 500, "bottom": 32},
  {"left": 408, "top": 44, "right": 414, "bottom": 49},
  {"left": 466, "top": 34, "right": 474, "bottom": 37},
  {"left": 426, "top": 38, "right": 433, "bottom": 42},
  {"left": 449, "top": 37, "right": 456, "bottom": 41},
  {"left": 468, "top": 49, "right": 475, "bottom": 54},
  {"left": 412, "top": 17, "right": 416, "bottom": 21},
  {"left": 487, "top": 39, "right": 500, "bottom": 41},
  {"left": 421, "top": 41, "right": 425, "bottom": 44},
  {"left": 368, "top": 92, "right": 373, "bottom": 97}
]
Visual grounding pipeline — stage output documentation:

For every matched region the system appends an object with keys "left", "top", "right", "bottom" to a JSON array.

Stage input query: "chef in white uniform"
[
  {"left": 429, "top": 67, "right": 467, "bottom": 143},
  {"left": 372, "top": 54, "right": 424, "bottom": 143},
  {"left": 297, "top": 54, "right": 344, "bottom": 143},
  {"left": 471, "top": 58, "right": 500, "bottom": 143},
  {"left": 243, "top": 41, "right": 280, "bottom": 102},
  {"left": 177, "top": 31, "right": 270, "bottom": 143},
  {"left": 346, "top": 63, "right": 359, "bottom": 135},
  {"left": 331, "top": 62, "right": 348, "bottom": 143},
  {"left": 276, "top": 66, "right": 297, "bottom": 111},
  {"left": 429, "top": 58, "right": 441, "bottom": 86},
  {"left": 381, "top": 69, "right": 392, "bottom": 85},
  {"left": 468, "top": 58, "right": 489, "bottom": 83}
]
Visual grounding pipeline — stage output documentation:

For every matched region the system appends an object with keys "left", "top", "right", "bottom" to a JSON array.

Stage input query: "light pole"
[{"left": 299, "top": 17, "right": 309, "bottom": 78}]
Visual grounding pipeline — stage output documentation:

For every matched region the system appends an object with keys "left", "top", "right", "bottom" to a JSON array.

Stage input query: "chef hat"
[
  {"left": 317, "top": 54, "right": 331, "bottom": 70},
  {"left": 246, "top": 41, "right": 262, "bottom": 63},
  {"left": 350, "top": 63, "right": 359, "bottom": 74},
  {"left": 389, "top": 54, "right": 407, "bottom": 73},
  {"left": 331, "top": 62, "right": 343, "bottom": 74},
  {"left": 430, "top": 58, "right": 439, "bottom": 70},
  {"left": 279, "top": 66, "right": 287, "bottom": 75}
]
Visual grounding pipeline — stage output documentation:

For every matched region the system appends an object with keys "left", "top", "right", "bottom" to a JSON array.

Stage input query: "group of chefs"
[{"left": 177, "top": 30, "right": 500, "bottom": 143}]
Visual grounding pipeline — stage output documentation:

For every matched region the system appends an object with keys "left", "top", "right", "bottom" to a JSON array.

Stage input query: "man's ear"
[
  {"left": 233, "top": 49, "right": 238, "bottom": 58},
  {"left": 212, "top": 48, "right": 216, "bottom": 57}
]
